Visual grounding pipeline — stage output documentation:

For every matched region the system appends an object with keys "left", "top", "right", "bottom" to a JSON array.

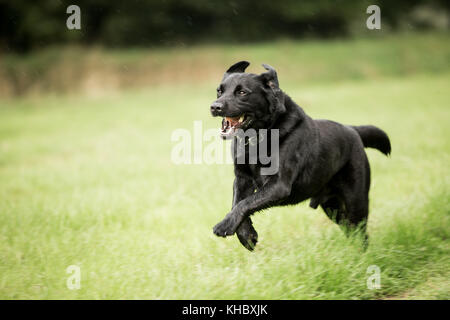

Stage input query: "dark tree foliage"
[{"left": 0, "top": 0, "right": 447, "bottom": 52}]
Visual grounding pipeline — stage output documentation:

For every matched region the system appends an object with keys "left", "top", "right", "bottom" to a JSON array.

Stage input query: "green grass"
[{"left": 0, "top": 33, "right": 449, "bottom": 299}]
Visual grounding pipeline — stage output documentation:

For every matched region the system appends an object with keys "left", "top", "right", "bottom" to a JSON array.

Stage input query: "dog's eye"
[
  {"left": 237, "top": 90, "right": 247, "bottom": 96},
  {"left": 217, "top": 89, "right": 222, "bottom": 97}
]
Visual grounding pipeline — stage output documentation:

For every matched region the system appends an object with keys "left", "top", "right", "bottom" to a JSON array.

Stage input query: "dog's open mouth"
[{"left": 221, "top": 114, "right": 248, "bottom": 138}]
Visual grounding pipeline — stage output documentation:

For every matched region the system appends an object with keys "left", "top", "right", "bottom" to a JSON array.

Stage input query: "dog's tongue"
[
  {"left": 226, "top": 116, "right": 241, "bottom": 127},
  {"left": 221, "top": 116, "right": 240, "bottom": 138}
]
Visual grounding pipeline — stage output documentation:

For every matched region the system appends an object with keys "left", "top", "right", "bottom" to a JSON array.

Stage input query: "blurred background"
[
  {"left": 0, "top": 0, "right": 449, "bottom": 96},
  {"left": 0, "top": 1, "right": 449, "bottom": 299}
]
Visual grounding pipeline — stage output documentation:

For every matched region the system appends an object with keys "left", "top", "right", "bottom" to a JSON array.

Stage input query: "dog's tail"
[{"left": 352, "top": 125, "right": 391, "bottom": 156}]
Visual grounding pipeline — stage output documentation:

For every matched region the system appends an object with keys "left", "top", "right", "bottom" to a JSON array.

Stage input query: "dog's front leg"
[
  {"left": 213, "top": 181, "right": 291, "bottom": 237},
  {"left": 231, "top": 175, "right": 259, "bottom": 251},
  {"left": 236, "top": 218, "right": 258, "bottom": 251}
]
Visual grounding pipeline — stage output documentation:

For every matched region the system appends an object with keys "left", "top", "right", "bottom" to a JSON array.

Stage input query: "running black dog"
[{"left": 210, "top": 61, "right": 391, "bottom": 250}]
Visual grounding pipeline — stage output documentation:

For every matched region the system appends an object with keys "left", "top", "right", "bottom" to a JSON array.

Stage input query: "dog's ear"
[
  {"left": 259, "top": 63, "right": 279, "bottom": 89},
  {"left": 223, "top": 61, "right": 250, "bottom": 80},
  {"left": 259, "top": 64, "right": 286, "bottom": 115},
  {"left": 226, "top": 60, "right": 250, "bottom": 74}
]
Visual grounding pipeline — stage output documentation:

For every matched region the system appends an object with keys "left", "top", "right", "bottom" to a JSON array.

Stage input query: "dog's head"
[{"left": 210, "top": 61, "right": 286, "bottom": 139}]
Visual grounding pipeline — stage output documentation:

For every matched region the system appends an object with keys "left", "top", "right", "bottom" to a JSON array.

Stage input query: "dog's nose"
[{"left": 210, "top": 102, "right": 223, "bottom": 113}]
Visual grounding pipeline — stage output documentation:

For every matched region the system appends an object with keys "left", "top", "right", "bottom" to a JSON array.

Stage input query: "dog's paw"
[
  {"left": 236, "top": 221, "right": 258, "bottom": 251},
  {"left": 213, "top": 216, "right": 237, "bottom": 237},
  {"left": 237, "top": 229, "right": 258, "bottom": 251}
]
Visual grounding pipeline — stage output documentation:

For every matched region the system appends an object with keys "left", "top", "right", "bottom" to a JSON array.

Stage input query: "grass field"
[{"left": 0, "top": 32, "right": 449, "bottom": 299}]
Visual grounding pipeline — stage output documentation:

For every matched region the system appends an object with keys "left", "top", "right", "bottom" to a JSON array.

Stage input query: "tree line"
[{"left": 0, "top": 0, "right": 448, "bottom": 52}]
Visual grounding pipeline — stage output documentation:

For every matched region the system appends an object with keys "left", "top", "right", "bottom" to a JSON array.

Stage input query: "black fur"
[
  {"left": 352, "top": 125, "right": 391, "bottom": 156},
  {"left": 210, "top": 61, "right": 391, "bottom": 251}
]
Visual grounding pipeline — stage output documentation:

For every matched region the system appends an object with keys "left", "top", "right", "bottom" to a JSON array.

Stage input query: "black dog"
[{"left": 210, "top": 61, "right": 391, "bottom": 251}]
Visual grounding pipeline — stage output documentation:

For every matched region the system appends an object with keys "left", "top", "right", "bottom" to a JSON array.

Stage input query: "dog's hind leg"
[
  {"left": 337, "top": 158, "right": 371, "bottom": 249},
  {"left": 320, "top": 194, "right": 369, "bottom": 249},
  {"left": 319, "top": 195, "right": 347, "bottom": 225},
  {"left": 341, "top": 192, "right": 369, "bottom": 249}
]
